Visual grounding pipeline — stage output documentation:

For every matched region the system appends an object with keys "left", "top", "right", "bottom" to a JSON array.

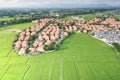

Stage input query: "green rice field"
[{"left": 0, "top": 23, "right": 120, "bottom": 80}]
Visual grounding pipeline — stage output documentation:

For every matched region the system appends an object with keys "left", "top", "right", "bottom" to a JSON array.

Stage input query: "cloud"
[{"left": 0, "top": 0, "right": 119, "bottom": 8}]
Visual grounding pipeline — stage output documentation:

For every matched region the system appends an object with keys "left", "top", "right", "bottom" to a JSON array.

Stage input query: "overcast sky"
[{"left": 0, "top": 0, "right": 120, "bottom": 8}]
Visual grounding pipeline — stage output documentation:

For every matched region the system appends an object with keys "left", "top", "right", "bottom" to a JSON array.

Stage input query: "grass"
[
  {"left": 0, "top": 23, "right": 120, "bottom": 80},
  {"left": 115, "top": 16, "right": 120, "bottom": 21},
  {"left": 81, "top": 13, "right": 103, "bottom": 20},
  {"left": 0, "top": 22, "right": 35, "bottom": 31},
  {"left": 0, "top": 17, "right": 13, "bottom": 21},
  {"left": 0, "top": 17, "right": 31, "bottom": 21},
  {"left": 59, "top": 16, "right": 75, "bottom": 20}
]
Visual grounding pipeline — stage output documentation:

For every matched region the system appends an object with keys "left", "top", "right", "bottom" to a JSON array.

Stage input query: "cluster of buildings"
[
  {"left": 13, "top": 18, "right": 80, "bottom": 55},
  {"left": 85, "top": 18, "right": 120, "bottom": 45},
  {"left": 13, "top": 17, "right": 120, "bottom": 55},
  {"left": 94, "top": 30, "right": 120, "bottom": 44}
]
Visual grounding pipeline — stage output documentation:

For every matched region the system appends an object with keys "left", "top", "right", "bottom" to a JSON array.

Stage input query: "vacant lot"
[{"left": 0, "top": 23, "right": 120, "bottom": 80}]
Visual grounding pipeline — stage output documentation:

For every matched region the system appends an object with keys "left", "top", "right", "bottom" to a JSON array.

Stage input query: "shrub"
[
  {"left": 112, "top": 43, "right": 120, "bottom": 52},
  {"left": 44, "top": 42, "right": 56, "bottom": 51}
]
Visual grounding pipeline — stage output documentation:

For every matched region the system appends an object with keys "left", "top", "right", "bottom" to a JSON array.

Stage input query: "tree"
[
  {"left": 44, "top": 42, "right": 56, "bottom": 51},
  {"left": 112, "top": 43, "right": 120, "bottom": 52}
]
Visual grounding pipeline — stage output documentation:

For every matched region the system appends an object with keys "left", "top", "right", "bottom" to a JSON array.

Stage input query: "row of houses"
[
  {"left": 13, "top": 19, "right": 52, "bottom": 55},
  {"left": 29, "top": 25, "right": 61, "bottom": 53}
]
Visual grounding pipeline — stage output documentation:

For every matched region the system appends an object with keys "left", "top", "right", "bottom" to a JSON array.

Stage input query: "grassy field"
[
  {"left": 115, "top": 16, "right": 120, "bottom": 21},
  {"left": 0, "top": 23, "right": 120, "bottom": 80},
  {"left": 0, "top": 22, "right": 35, "bottom": 31},
  {"left": 59, "top": 16, "right": 75, "bottom": 20},
  {"left": 81, "top": 13, "right": 103, "bottom": 20},
  {"left": 0, "top": 17, "right": 31, "bottom": 21},
  {"left": 0, "top": 17, "right": 13, "bottom": 21}
]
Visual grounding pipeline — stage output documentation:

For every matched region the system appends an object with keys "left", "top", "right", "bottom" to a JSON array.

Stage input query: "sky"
[{"left": 0, "top": 0, "right": 120, "bottom": 8}]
